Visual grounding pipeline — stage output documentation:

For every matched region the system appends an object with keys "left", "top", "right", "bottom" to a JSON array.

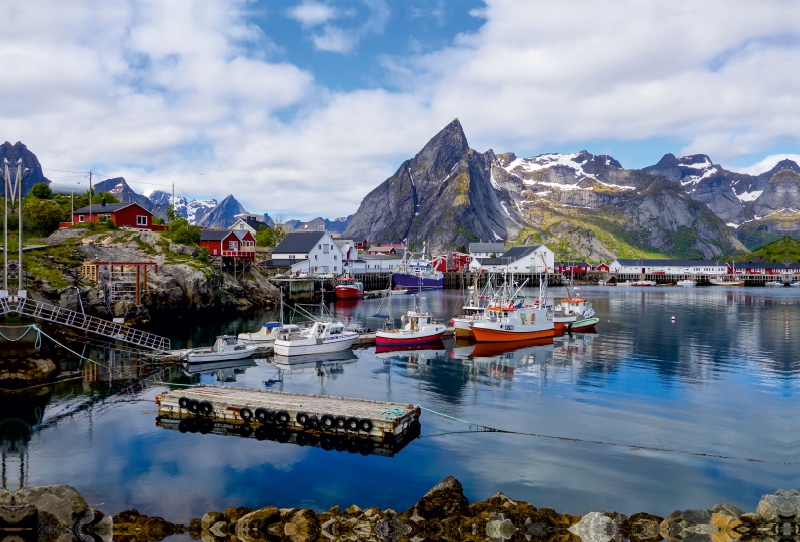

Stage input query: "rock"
[
  {"left": 209, "top": 521, "right": 228, "bottom": 538},
  {"left": 661, "top": 509, "right": 717, "bottom": 542},
  {"left": 620, "top": 512, "right": 663, "bottom": 542},
  {"left": 343, "top": 505, "right": 361, "bottom": 516},
  {"left": 170, "top": 242, "right": 198, "bottom": 257},
  {"left": 234, "top": 507, "right": 280, "bottom": 542},
  {"left": 138, "top": 232, "right": 164, "bottom": 252},
  {"left": 407, "top": 475, "right": 468, "bottom": 519},
  {"left": 58, "top": 287, "right": 81, "bottom": 311},
  {"left": 712, "top": 504, "right": 743, "bottom": 519},
  {"left": 187, "top": 518, "right": 203, "bottom": 540},
  {"left": 756, "top": 489, "right": 800, "bottom": 521},
  {"left": 224, "top": 506, "right": 252, "bottom": 523},
  {"left": 113, "top": 508, "right": 184, "bottom": 542},
  {"left": 568, "top": 512, "right": 618, "bottom": 542},
  {"left": 283, "top": 509, "right": 319, "bottom": 542},
  {"left": 201, "top": 512, "right": 224, "bottom": 531},
  {"left": 14, "top": 484, "right": 89, "bottom": 529}
]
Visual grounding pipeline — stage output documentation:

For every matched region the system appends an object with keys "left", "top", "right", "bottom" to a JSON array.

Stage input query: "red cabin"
[
  {"left": 65, "top": 202, "right": 164, "bottom": 231},
  {"left": 199, "top": 230, "right": 256, "bottom": 260},
  {"left": 555, "top": 261, "right": 590, "bottom": 275},
  {"left": 450, "top": 252, "right": 473, "bottom": 271},
  {"left": 594, "top": 263, "right": 610, "bottom": 273},
  {"left": 353, "top": 239, "right": 369, "bottom": 250}
]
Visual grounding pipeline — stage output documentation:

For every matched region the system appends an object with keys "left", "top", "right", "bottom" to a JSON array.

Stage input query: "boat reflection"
[
  {"left": 557, "top": 332, "right": 597, "bottom": 355},
  {"left": 453, "top": 338, "right": 555, "bottom": 380},
  {"left": 182, "top": 358, "right": 257, "bottom": 383},
  {"left": 374, "top": 341, "right": 446, "bottom": 367}
]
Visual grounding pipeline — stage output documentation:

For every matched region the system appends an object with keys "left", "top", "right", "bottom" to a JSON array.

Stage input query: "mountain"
[
  {"left": 196, "top": 195, "right": 247, "bottom": 228},
  {"left": 93, "top": 177, "right": 152, "bottom": 209},
  {"left": 344, "top": 119, "right": 523, "bottom": 250},
  {"left": 344, "top": 120, "right": 746, "bottom": 259},
  {"left": 286, "top": 215, "right": 353, "bottom": 233},
  {"left": 0, "top": 141, "right": 51, "bottom": 195},
  {"left": 144, "top": 190, "right": 217, "bottom": 223}
]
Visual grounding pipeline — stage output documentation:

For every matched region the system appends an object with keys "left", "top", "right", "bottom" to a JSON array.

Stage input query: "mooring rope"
[
  {"left": 417, "top": 405, "right": 796, "bottom": 465},
  {"left": 0, "top": 324, "right": 42, "bottom": 350}
]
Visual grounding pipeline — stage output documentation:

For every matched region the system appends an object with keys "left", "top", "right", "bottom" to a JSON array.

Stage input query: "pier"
[
  {"left": 156, "top": 386, "right": 421, "bottom": 441},
  {"left": 600, "top": 273, "right": 796, "bottom": 286}
]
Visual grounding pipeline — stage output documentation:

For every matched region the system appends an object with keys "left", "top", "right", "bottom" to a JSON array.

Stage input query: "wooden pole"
[{"left": 136, "top": 265, "right": 140, "bottom": 305}]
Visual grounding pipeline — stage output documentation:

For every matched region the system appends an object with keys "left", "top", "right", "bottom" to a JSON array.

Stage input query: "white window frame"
[
  {"left": 229, "top": 241, "right": 238, "bottom": 250},
  {"left": 136, "top": 215, "right": 148, "bottom": 226},
  {"left": 78, "top": 215, "right": 85, "bottom": 223}
]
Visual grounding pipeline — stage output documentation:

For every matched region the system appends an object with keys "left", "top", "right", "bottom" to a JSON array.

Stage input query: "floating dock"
[
  {"left": 155, "top": 386, "right": 420, "bottom": 441},
  {"left": 156, "top": 415, "right": 420, "bottom": 457}
]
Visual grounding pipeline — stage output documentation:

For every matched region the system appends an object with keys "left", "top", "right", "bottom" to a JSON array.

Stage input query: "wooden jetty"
[
  {"left": 156, "top": 386, "right": 421, "bottom": 440},
  {"left": 156, "top": 415, "right": 420, "bottom": 457}
]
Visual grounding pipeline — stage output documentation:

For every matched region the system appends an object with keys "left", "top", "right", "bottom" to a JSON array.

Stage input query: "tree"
[
  {"left": 165, "top": 205, "right": 177, "bottom": 222},
  {"left": 255, "top": 224, "right": 287, "bottom": 247},
  {"left": 23, "top": 198, "right": 65, "bottom": 236},
  {"left": 196, "top": 247, "right": 210, "bottom": 263},
  {"left": 458, "top": 244, "right": 467, "bottom": 253},
  {"left": 30, "top": 183, "right": 52, "bottom": 199},
  {"left": 166, "top": 218, "right": 201, "bottom": 245}
]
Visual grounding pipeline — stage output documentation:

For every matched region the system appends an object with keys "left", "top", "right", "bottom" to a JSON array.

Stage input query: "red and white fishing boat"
[
  {"left": 334, "top": 276, "right": 364, "bottom": 299},
  {"left": 375, "top": 296, "right": 447, "bottom": 346},
  {"left": 470, "top": 275, "right": 554, "bottom": 343}
]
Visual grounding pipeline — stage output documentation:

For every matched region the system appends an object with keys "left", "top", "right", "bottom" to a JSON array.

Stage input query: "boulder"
[
  {"left": 756, "top": 489, "right": 800, "bottom": 521},
  {"left": 568, "top": 512, "right": 618, "bottom": 542},
  {"left": 234, "top": 507, "right": 280, "bottom": 542},
  {"left": 283, "top": 508, "right": 319, "bottom": 542},
  {"left": 201, "top": 512, "right": 224, "bottom": 531},
  {"left": 620, "top": 512, "right": 663, "bottom": 542},
  {"left": 406, "top": 475, "right": 468, "bottom": 520}
]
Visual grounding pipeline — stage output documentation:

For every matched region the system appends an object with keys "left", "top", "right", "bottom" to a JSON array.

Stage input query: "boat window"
[{"left": 329, "top": 326, "right": 343, "bottom": 334}]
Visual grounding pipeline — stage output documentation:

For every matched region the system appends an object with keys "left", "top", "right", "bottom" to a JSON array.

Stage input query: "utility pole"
[
  {"left": 3, "top": 159, "right": 8, "bottom": 292},
  {"left": 172, "top": 182, "right": 175, "bottom": 219},
  {"left": 88, "top": 170, "right": 93, "bottom": 225},
  {"left": 16, "top": 160, "right": 22, "bottom": 294}
]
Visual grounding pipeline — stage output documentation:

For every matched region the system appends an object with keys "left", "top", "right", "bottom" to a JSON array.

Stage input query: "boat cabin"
[{"left": 213, "top": 335, "right": 249, "bottom": 353}]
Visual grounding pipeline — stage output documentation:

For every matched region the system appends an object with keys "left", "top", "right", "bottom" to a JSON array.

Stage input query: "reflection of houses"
[
  {"left": 469, "top": 245, "right": 554, "bottom": 273},
  {"left": 264, "top": 231, "right": 344, "bottom": 274}
]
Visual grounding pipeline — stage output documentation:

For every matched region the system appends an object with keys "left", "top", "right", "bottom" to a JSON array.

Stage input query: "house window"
[
  {"left": 315, "top": 255, "right": 318, "bottom": 260},
  {"left": 136, "top": 215, "right": 148, "bottom": 226},
  {"left": 78, "top": 215, "right": 85, "bottom": 223},
  {"left": 213, "top": 249, "right": 218, "bottom": 255},
  {"left": 323, "top": 244, "right": 329, "bottom": 254},
  {"left": 229, "top": 241, "right": 238, "bottom": 250},
  {"left": 334, "top": 266, "right": 337, "bottom": 271},
  {"left": 334, "top": 255, "right": 337, "bottom": 261}
]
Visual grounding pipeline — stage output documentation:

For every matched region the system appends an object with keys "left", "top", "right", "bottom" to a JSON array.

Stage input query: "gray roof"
[
  {"left": 233, "top": 230, "right": 253, "bottom": 240},
  {"left": 469, "top": 242, "right": 505, "bottom": 253},
  {"left": 614, "top": 259, "right": 727, "bottom": 267},
  {"left": 73, "top": 202, "right": 135, "bottom": 214},
  {"left": 474, "top": 257, "right": 506, "bottom": 266},
  {"left": 501, "top": 245, "right": 544, "bottom": 261},
  {"left": 555, "top": 261, "right": 590, "bottom": 266},
  {"left": 334, "top": 239, "right": 352, "bottom": 249},
  {"left": 201, "top": 230, "right": 234, "bottom": 241},
  {"left": 272, "top": 231, "right": 326, "bottom": 254},
  {"left": 362, "top": 254, "right": 404, "bottom": 260},
  {"left": 263, "top": 259, "right": 308, "bottom": 268}
]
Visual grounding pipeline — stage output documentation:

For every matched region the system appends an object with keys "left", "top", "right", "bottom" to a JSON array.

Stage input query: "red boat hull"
[
  {"left": 374, "top": 331, "right": 445, "bottom": 346},
  {"left": 334, "top": 285, "right": 364, "bottom": 299}
]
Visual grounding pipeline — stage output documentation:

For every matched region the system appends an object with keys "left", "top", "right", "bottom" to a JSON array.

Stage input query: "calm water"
[{"left": 7, "top": 287, "right": 800, "bottom": 522}]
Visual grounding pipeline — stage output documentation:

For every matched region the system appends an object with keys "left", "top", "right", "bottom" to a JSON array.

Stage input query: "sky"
[{"left": 5, "top": 0, "right": 800, "bottom": 219}]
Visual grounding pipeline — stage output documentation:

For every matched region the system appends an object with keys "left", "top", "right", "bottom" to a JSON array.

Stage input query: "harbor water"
[{"left": 11, "top": 286, "right": 800, "bottom": 523}]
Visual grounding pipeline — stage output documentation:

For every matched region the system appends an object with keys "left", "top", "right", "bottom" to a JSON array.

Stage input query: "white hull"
[
  {"left": 273, "top": 334, "right": 358, "bottom": 356},
  {"left": 765, "top": 282, "right": 783, "bottom": 287},
  {"left": 709, "top": 278, "right": 744, "bottom": 286},
  {"left": 187, "top": 347, "right": 257, "bottom": 364},
  {"left": 676, "top": 280, "right": 697, "bottom": 287}
]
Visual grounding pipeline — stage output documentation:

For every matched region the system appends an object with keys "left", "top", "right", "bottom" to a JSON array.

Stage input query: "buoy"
[{"left": 671, "top": 316, "right": 676, "bottom": 321}]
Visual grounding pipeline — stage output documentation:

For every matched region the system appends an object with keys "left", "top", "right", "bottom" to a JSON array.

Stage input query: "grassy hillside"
[{"left": 739, "top": 236, "right": 800, "bottom": 263}]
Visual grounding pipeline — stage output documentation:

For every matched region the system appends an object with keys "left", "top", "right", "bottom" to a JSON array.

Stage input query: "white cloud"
[
  {"left": 286, "top": 1, "right": 338, "bottom": 28},
  {"left": 6, "top": 0, "right": 800, "bottom": 220},
  {"left": 731, "top": 154, "right": 800, "bottom": 176}
]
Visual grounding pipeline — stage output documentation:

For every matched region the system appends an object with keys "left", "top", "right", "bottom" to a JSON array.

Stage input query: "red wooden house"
[
  {"left": 64, "top": 202, "right": 165, "bottom": 231},
  {"left": 555, "top": 261, "right": 591, "bottom": 275},
  {"left": 594, "top": 263, "right": 610, "bottom": 273},
  {"left": 366, "top": 243, "right": 404, "bottom": 255},
  {"left": 200, "top": 230, "right": 256, "bottom": 261},
  {"left": 450, "top": 252, "right": 473, "bottom": 271},
  {"left": 353, "top": 239, "right": 369, "bottom": 250}
]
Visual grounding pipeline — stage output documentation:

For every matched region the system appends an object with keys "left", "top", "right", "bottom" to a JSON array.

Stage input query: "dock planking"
[{"left": 156, "top": 386, "right": 421, "bottom": 440}]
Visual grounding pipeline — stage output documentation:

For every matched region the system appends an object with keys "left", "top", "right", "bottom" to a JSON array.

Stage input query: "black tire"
[
  {"left": 296, "top": 411, "right": 309, "bottom": 426},
  {"left": 255, "top": 407, "right": 268, "bottom": 423},
  {"left": 179, "top": 419, "right": 191, "bottom": 433},
  {"left": 254, "top": 427, "right": 269, "bottom": 441},
  {"left": 276, "top": 410, "right": 291, "bottom": 425},
  {"left": 305, "top": 433, "right": 320, "bottom": 447},
  {"left": 334, "top": 416, "right": 347, "bottom": 430},
  {"left": 178, "top": 397, "right": 191, "bottom": 409},
  {"left": 346, "top": 438, "right": 360, "bottom": 453},
  {"left": 346, "top": 417, "right": 359, "bottom": 432},
  {"left": 320, "top": 414, "right": 335, "bottom": 430},
  {"left": 186, "top": 418, "right": 199, "bottom": 433},
  {"left": 305, "top": 416, "right": 320, "bottom": 430},
  {"left": 264, "top": 410, "right": 276, "bottom": 424},
  {"left": 359, "top": 440, "right": 375, "bottom": 456},
  {"left": 276, "top": 430, "right": 290, "bottom": 443},
  {"left": 240, "top": 425, "right": 253, "bottom": 438},
  {"left": 358, "top": 418, "right": 373, "bottom": 433},
  {"left": 296, "top": 432, "right": 308, "bottom": 446},
  {"left": 319, "top": 435, "right": 335, "bottom": 451},
  {"left": 199, "top": 401, "right": 213, "bottom": 416},
  {"left": 188, "top": 399, "right": 200, "bottom": 414},
  {"left": 240, "top": 408, "right": 253, "bottom": 423},
  {"left": 199, "top": 419, "right": 213, "bottom": 434}
]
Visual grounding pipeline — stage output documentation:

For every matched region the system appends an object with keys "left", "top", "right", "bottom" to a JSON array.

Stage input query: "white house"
[
  {"left": 267, "top": 231, "right": 344, "bottom": 274},
  {"left": 349, "top": 254, "right": 404, "bottom": 274},
  {"left": 334, "top": 239, "right": 357, "bottom": 262},
  {"left": 609, "top": 259, "right": 728, "bottom": 274},
  {"left": 469, "top": 242, "right": 505, "bottom": 258},
  {"left": 468, "top": 245, "right": 555, "bottom": 273}
]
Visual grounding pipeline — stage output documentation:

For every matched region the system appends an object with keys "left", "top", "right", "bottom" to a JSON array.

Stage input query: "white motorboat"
[
  {"left": 676, "top": 279, "right": 697, "bottom": 287},
  {"left": 273, "top": 320, "right": 358, "bottom": 356},
  {"left": 237, "top": 321, "right": 302, "bottom": 344},
  {"left": 186, "top": 335, "right": 258, "bottom": 364},
  {"left": 709, "top": 275, "right": 744, "bottom": 286},
  {"left": 375, "top": 310, "right": 447, "bottom": 346},
  {"left": 765, "top": 280, "right": 784, "bottom": 287}
]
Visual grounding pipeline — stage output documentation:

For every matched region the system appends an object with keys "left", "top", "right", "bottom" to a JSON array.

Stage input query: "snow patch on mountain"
[
  {"left": 680, "top": 166, "right": 718, "bottom": 186},
  {"left": 735, "top": 190, "right": 763, "bottom": 203}
]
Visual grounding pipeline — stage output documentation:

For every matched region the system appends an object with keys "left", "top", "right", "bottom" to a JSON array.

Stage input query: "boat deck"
[{"left": 156, "top": 385, "right": 420, "bottom": 440}]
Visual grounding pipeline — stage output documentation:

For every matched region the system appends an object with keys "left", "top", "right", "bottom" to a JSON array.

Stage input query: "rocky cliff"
[
  {"left": 93, "top": 177, "right": 152, "bottom": 209},
  {"left": 344, "top": 119, "right": 523, "bottom": 250},
  {"left": 0, "top": 141, "right": 52, "bottom": 195},
  {"left": 196, "top": 195, "right": 248, "bottom": 228}
]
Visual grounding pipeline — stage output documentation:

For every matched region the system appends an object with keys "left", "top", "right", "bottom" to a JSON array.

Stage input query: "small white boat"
[
  {"left": 376, "top": 310, "right": 447, "bottom": 346},
  {"left": 273, "top": 320, "right": 358, "bottom": 356},
  {"left": 390, "top": 288, "right": 409, "bottom": 295},
  {"left": 237, "top": 322, "right": 302, "bottom": 344},
  {"left": 622, "top": 280, "right": 658, "bottom": 287},
  {"left": 186, "top": 335, "right": 258, "bottom": 364},
  {"left": 765, "top": 280, "right": 784, "bottom": 288},
  {"left": 709, "top": 275, "right": 744, "bottom": 286},
  {"left": 676, "top": 279, "right": 697, "bottom": 287}
]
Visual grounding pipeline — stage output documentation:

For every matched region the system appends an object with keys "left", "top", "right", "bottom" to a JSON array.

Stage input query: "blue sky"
[{"left": 5, "top": 0, "right": 800, "bottom": 218}]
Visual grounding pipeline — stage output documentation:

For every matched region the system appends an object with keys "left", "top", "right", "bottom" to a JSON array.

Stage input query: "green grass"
[
  {"left": 25, "top": 258, "right": 69, "bottom": 289},
  {"left": 739, "top": 236, "right": 800, "bottom": 263}
]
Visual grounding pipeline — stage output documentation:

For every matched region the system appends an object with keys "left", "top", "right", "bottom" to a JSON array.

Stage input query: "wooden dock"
[
  {"left": 156, "top": 415, "right": 420, "bottom": 456},
  {"left": 156, "top": 386, "right": 421, "bottom": 440}
]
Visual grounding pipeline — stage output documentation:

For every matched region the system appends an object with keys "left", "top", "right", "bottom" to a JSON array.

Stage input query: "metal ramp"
[{"left": 2, "top": 294, "right": 170, "bottom": 352}]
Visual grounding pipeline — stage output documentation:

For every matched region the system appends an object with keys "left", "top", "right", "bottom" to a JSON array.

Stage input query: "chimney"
[{"left": 101, "top": 198, "right": 106, "bottom": 207}]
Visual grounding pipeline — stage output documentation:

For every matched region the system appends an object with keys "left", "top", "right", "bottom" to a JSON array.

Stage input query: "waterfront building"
[
  {"left": 610, "top": 259, "right": 728, "bottom": 274},
  {"left": 468, "top": 245, "right": 554, "bottom": 273},
  {"left": 265, "top": 231, "right": 344, "bottom": 275},
  {"left": 65, "top": 201, "right": 164, "bottom": 231},
  {"left": 468, "top": 242, "right": 505, "bottom": 258},
  {"left": 199, "top": 230, "right": 256, "bottom": 261}
]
